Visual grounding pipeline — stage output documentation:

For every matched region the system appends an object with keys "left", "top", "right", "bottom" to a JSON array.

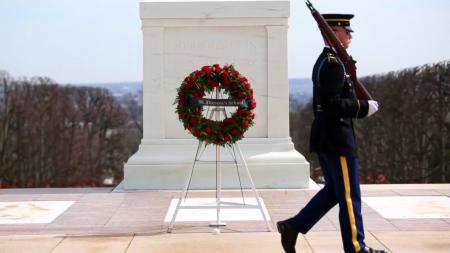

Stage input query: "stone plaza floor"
[{"left": 0, "top": 184, "right": 449, "bottom": 252}]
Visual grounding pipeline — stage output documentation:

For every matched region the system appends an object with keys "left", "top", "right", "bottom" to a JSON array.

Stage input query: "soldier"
[{"left": 277, "top": 14, "right": 388, "bottom": 253}]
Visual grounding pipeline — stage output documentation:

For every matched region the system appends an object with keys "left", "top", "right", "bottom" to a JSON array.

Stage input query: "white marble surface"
[
  {"left": 164, "top": 197, "right": 270, "bottom": 222},
  {"left": 139, "top": 0, "right": 290, "bottom": 141},
  {"left": 123, "top": 138, "right": 310, "bottom": 190},
  {"left": 123, "top": 0, "right": 309, "bottom": 190},
  {"left": 0, "top": 201, "right": 74, "bottom": 224},
  {"left": 140, "top": 0, "right": 289, "bottom": 19},
  {"left": 163, "top": 27, "right": 267, "bottom": 138},
  {"left": 363, "top": 196, "right": 450, "bottom": 219}
]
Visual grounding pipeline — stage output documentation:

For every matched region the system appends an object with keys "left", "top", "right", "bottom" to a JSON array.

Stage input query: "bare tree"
[
  {"left": 0, "top": 73, "right": 135, "bottom": 188},
  {"left": 289, "top": 61, "right": 450, "bottom": 184}
]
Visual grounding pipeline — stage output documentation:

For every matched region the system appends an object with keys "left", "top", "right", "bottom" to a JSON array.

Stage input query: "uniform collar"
[{"left": 324, "top": 45, "right": 336, "bottom": 54}]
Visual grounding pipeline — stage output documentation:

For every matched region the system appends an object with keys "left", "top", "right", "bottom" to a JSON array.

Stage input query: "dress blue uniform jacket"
[
  {"left": 310, "top": 47, "right": 370, "bottom": 157},
  {"left": 290, "top": 47, "right": 372, "bottom": 252}
]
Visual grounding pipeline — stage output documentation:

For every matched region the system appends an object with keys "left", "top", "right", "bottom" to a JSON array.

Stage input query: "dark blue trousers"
[{"left": 286, "top": 153, "right": 366, "bottom": 253}]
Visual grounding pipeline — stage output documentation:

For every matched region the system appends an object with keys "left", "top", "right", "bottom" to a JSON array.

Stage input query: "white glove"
[{"left": 367, "top": 100, "right": 379, "bottom": 117}]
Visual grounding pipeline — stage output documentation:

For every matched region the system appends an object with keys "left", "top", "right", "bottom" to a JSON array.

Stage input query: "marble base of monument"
[{"left": 122, "top": 138, "right": 310, "bottom": 190}]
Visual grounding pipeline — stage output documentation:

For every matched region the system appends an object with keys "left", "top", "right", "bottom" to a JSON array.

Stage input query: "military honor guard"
[{"left": 277, "top": 14, "right": 388, "bottom": 253}]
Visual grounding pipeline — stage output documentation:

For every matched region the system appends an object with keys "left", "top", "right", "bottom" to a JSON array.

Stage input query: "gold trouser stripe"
[{"left": 340, "top": 156, "right": 361, "bottom": 252}]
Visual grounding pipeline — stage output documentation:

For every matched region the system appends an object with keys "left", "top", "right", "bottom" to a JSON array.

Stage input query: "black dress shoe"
[
  {"left": 358, "top": 246, "right": 389, "bottom": 253},
  {"left": 276, "top": 220, "right": 298, "bottom": 253}
]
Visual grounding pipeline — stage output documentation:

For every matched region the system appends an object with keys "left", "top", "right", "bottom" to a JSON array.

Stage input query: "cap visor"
[{"left": 345, "top": 26, "right": 354, "bottom": 32}]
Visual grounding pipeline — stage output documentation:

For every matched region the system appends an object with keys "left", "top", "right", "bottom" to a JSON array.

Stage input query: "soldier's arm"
[{"left": 319, "top": 59, "right": 369, "bottom": 118}]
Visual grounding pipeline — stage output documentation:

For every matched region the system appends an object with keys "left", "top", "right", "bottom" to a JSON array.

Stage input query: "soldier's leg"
[
  {"left": 329, "top": 155, "right": 365, "bottom": 253},
  {"left": 284, "top": 153, "right": 338, "bottom": 233}
]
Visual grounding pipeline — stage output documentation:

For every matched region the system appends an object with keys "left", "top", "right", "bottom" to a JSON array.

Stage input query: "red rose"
[
  {"left": 201, "top": 118, "right": 207, "bottom": 123},
  {"left": 214, "top": 65, "right": 221, "bottom": 73},
  {"left": 238, "top": 77, "right": 247, "bottom": 83},
  {"left": 233, "top": 70, "right": 240, "bottom": 76},
  {"left": 191, "top": 76, "right": 197, "bottom": 83},
  {"left": 231, "top": 128, "right": 239, "bottom": 136},
  {"left": 251, "top": 102, "right": 256, "bottom": 109},
  {"left": 205, "top": 127, "right": 212, "bottom": 134},
  {"left": 224, "top": 118, "right": 236, "bottom": 125},
  {"left": 219, "top": 122, "right": 225, "bottom": 127},
  {"left": 222, "top": 71, "right": 230, "bottom": 78},
  {"left": 223, "top": 78, "right": 231, "bottom": 85},
  {"left": 190, "top": 117, "right": 196, "bottom": 125},
  {"left": 238, "top": 92, "right": 246, "bottom": 98},
  {"left": 179, "top": 112, "right": 186, "bottom": 119},
  {"left": 225, "top": 118, "right": 236, "bottom": 124},
  {"left": 194, "top": 129, "right": 201, "bottom": 136},
  {"left": 245, "top": 84, "right": 251, "bottom": 89},
  {"left": 209, "top": 80, "right": 219, "bottom": 87},
  {"left": 243, "top": 120, "right": 249, "bottom": 127},
  {"left": 223, "top": 135, "right": 230, "bottom": 142},
  {"left": 245, "top": 110, "right": 252, "bottom": 116},
  {"left": 195, "top": 70, "right": 202, "bottom": 76},
  {"left": 249, "top": 93, "right": 254, "bottom": 100},
  {"left": 231, "top": 83, "right": 239, "bottom": 90},
  {"left": 213, "top": 140, "right": 220, "bottom": 145},
  {"left": 202, "top": 66, "right": 212, "bottom": 75},
  {"left": 206, "top": 79, "right": 218, "bottom": 87},
  {"left": 223, "top": 65, "right": 229, "bottom": 71}
]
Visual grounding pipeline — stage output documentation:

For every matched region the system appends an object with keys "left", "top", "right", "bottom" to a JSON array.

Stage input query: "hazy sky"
[{"left": 1, "top": 0, "right": 449, "bottom": 83}]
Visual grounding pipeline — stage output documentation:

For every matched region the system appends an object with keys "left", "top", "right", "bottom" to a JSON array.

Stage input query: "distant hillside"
[
  {"left": 289, "top": 78, "right": 313, "bottom": 97},
  {"left": 289, "top": 78, "right": 313, "bottom": 108},
  {"left": 71, "top": 79, "right": 312, "bottom": 100},
  {"left": 70, "top": 81, "right": 142, "bottom": 97}
]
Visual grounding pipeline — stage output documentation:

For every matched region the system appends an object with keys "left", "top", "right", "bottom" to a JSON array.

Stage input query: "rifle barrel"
[
  {"left": 305, "top": 0, "right": 314, "bottom": 11},
  {"left": 305, "top": 0, "right": 373, "bottom": 100}
]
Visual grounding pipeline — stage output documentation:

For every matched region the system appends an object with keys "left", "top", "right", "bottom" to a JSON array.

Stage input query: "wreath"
[{"left": 175, "top": 64, "right": 256, "bottom": 146}]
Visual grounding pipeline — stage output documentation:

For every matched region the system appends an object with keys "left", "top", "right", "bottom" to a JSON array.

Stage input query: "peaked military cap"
[{"left": 322, "top": 13, "right": 354, "bottom": 32}]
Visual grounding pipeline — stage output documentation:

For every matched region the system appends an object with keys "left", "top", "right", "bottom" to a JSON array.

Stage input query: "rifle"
[{"left": 305, "top": 0, "right": 373, "bottom": 100}]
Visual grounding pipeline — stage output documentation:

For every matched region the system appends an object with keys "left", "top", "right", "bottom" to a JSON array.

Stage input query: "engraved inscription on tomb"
[{"left": 168, "top": 39, "right": 259, "bottom": 53}]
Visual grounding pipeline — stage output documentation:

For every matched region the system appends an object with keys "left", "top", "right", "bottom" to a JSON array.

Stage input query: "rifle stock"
[{"left": 306, "top": 0, "right": 373, "bottom": 100}]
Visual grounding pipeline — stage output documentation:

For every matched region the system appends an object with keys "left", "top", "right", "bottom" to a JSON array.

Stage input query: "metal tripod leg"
[
  {"left": 228, "top": 145, "right": 246, "bottom": 205},
  {"left": 210, "top": 145, "right": 226, "bottom": 227},
  {"left": 209, "top": 98, "right": 227, "bottom": 227},
  {"left": 167, "top": 141, "right": 204, "bottom": 233},
  {"left": 235, "top": 143, "right": 273, "bottom": 232}
]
